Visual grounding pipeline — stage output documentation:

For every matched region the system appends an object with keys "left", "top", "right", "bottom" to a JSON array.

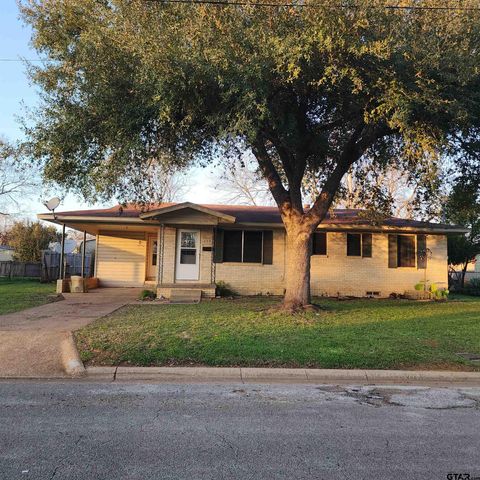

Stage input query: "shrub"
[
  {"left": 464, "top": 278, "right": 480, "bottom": 296},
  {"left": 216, "top": 281, "right": 237, "bottom": 297},
  {"left": 414, "top": 283, "right": 424, "bottom": 291},
  {"left": 140, "top": 289, "right": 156, "bottom": 300}
]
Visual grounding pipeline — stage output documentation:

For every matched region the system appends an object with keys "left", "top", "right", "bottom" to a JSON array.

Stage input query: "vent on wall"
[{"left": 366, "top": 291, "right": 381, "bottom": 298}]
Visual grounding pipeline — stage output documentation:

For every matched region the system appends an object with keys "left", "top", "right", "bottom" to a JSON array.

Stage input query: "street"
[{"left": 0, "top": 381, "right": 479, "bottom": 479}]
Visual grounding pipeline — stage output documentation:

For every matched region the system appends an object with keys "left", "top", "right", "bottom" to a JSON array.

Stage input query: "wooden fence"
[
  {"left": 0, "top": 261, "right": 42, "bottom": 279},
  {"left": 0, "top": 251, "right": 95, "bottom": 282}
]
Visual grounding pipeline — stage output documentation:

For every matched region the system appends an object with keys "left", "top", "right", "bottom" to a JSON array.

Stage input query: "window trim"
[{"left": 223, "top": 229, "right": 264, "bottom": 264}]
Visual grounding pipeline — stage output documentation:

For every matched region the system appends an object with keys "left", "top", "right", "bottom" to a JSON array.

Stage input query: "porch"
[{"left": 48, "top": 203, "right": 232, "bottom": 299}]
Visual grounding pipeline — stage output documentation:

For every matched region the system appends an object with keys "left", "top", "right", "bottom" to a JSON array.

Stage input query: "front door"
[
  {"left": 146, "top": 235, "right": 158, "bottom": 280},
  {"left": 175, "top": 230, "right": 200, "bottom": 281}
]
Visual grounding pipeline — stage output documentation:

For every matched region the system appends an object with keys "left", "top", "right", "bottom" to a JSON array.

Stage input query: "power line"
[
  {"left": 145, "top": 0, "right": 480, "bottom": 10},
  {"left": 0, "top": 59, "right": 45, "bottom": 62}
]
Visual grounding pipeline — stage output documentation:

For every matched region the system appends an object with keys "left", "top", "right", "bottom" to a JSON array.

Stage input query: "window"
[
  {"left": 223, "top": 230, "right": 242, "bottom": 262},
  {"left": 223, "top": 230, "right": 263, "bottom": 263},
  {"left": 151, "top": 240, "right": 158, "bottom": 266},
  {"left": 347, "top": 234, "right": 361, "bottom": 256},
  {"left": 347, "top": 233, "right": 373, "bottom": 258},
  {"left": 397, "top": 235, "right": 415, "bottom": 267},
  {"left": 243, "top": 231, "right": 263, "bottom": 263},
  {"left": 312, "top": 232, "right": 327, "bottom": 255}
]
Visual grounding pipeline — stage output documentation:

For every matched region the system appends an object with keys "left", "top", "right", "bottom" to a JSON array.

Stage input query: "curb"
[
  {"left": 60, "top": 333, "right": 86, "bottom": 377},
  {"left": 85, "top": 366, "right": 480, "bottom": 385}
]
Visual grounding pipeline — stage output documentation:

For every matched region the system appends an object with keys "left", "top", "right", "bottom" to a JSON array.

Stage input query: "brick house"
[{"left": 38, "top": 202, "right": 467, "bottom": 298}]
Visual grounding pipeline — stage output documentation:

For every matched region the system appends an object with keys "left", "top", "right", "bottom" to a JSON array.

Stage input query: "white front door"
[{"left": 175, "top": 230, "right": 200, "bottom": 281}]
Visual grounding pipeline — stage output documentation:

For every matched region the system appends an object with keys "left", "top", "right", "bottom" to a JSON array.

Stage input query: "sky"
[{"left": 0, "top": 0, "right": 223, "bottom": 221}]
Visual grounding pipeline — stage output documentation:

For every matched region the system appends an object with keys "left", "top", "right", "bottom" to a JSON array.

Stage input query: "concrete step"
[{"left": 169, "top": 289, "right": 202, "bottom": 304}]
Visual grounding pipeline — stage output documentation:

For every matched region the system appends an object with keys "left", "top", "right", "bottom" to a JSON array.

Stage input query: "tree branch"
[
  {"left": 307, "top": 123, "right": 393, "bottom": 224},
  {"left": 251, "top": 137, "right": 289, "bottom": 209}
]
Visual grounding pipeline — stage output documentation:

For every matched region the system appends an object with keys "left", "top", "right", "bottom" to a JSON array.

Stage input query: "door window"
[
  {"left": 180, "top": 232, "right": 197, "bottom": 265},
  {"left": 151, "top": 240, "right": 158, "bottom": 266}
]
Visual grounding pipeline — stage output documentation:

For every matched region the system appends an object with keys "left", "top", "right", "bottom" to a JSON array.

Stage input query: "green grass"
[
  {"left": 0, "top": 278, "right": 55, "bottom": 315},
  {"left": 76, "top": 295, "right": 480, "bottom": 370}
]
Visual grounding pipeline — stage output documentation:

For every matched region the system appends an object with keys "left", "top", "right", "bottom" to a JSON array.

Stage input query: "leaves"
[{"left": 18, "top": 0, "right": 480, "bottom": 214}]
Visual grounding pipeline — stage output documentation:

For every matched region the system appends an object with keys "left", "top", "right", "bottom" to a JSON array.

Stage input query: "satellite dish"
[{"left": 43, "top": 197, "right": 61, "bottom": 212}]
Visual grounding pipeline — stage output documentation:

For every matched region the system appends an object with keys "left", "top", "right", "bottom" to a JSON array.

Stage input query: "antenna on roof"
[{"left": 43, "top": 197, "right": 61, "bottom": 219}]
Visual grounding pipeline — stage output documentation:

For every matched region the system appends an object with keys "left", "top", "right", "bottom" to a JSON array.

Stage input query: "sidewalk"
[
  {"left": 84, "top": 366, "right": 480, "bottom": 386},
  {"left": 0, "top": 288, "right": 141, "bottom": 377}
]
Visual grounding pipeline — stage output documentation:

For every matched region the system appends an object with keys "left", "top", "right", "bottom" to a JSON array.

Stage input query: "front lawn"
[
  {"left": 0, "top": 278, "right": 55, "bottom": 315},
  {"left": 76, "top": 295, "right": 480, "bottom": 370}
]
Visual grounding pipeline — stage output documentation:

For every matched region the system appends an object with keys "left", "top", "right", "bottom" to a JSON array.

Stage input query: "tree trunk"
[
  {"left": 461, "top": 261, "right": 469, "bottom": 289},
  {"left": 283, "top": 223, "right": 313, "bottom": 311}
]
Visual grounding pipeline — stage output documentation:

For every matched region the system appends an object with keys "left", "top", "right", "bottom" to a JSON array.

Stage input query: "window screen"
[
  {"left": 397, "top": 235, "right": 415, "bottom": 267},
  {"left": 243, "top": 231, "right": 263, "bottom": 263},
  {"left": 223, "top": 230, "right": 242, "bottom": 262},
  {"left": 312, "top": 232, "right": 327, "bottom": 255},
  {"left": 347, "top": 233, "right": 361, "bottom": 256}
]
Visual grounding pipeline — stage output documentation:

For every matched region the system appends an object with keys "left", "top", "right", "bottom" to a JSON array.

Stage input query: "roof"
[
  {"left": 0, "top": 245, "right": 14, "bottom": 251},
  {"left": 37, "top": 202, "right": 468, "bottom": 234}
]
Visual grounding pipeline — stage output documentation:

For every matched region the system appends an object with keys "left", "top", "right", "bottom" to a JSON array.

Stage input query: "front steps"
[{"left": 157, "top": 283, "right": 216, "bottom": 302}]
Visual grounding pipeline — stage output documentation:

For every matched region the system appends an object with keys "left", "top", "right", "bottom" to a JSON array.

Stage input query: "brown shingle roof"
[{"left": 51, "top": 202, "right": 464, "bottom": 232}]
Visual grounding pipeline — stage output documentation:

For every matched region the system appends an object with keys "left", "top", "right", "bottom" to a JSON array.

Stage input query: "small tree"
[
  {"left": 8, "top": 221, "right": 59, "bottom": 263},
  {"left": 0, "top": 139, "right": 39, "bottom": 215},
  {"left": 445, "top": 179, "right": 480, "bottom": 289},
  {"left": 20, "top": 1, "right": 480, "bottom": 310}
]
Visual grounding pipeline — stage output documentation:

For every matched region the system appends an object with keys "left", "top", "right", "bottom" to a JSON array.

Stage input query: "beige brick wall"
[
  {"left": 216, "top": 231, "right": 448, "bottom": 297},
  {"left": 215, "top": 229, "right": 286, "bottom": 295},
  {"left": 97, "top": 227, "right": 448, "bottom": 298},
  {"left": 310, "top": 232, "right": 448, "bottom": 297}
]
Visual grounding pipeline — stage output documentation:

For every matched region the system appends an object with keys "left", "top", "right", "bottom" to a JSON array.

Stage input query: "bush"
[
  {"left": 216, "top": 281, "right": 237, "bottom": 297},
  {"left": 140, "top": 289, "right": 156, "bottom": 300},
  {"left": 464, "top": 278, "right": 480, "bottom": 296}
]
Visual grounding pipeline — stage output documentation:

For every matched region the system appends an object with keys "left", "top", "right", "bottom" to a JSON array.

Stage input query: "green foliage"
[
  {"left": 140, "top": 289, "right": 156, "bottom": 300},
  {"left": 446, "top": 178, "right": 480, "bottom": 268},
  {"left": 414, "top": 283, "right": 424, "bottom": 291},
  {"left": 19, "top": 0, "right": 480, "bottom": 209},
  {"left": 8, "top": 221, "right": 59, "bottom": 262},
  {"left": 216, "top": 281, "right": 237, "bottom": 297},
  {"left": 464, "top": 278, "right": 480, "bottom": 297}
]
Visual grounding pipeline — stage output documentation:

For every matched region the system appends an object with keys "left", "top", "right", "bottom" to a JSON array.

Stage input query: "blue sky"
[{"left": 0, "top": 0, "right": 221, "bottom": 219}]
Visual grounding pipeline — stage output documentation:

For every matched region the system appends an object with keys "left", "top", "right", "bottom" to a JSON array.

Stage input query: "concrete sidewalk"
[
  {"left": 0, "top": 288, "right": 141, "bottom": 331},
  {"left": 0, "top": 288, "right": 141, "bottom": 377},
  {"left": 85, "top": 366, "right": 480, "bottom": 386}
]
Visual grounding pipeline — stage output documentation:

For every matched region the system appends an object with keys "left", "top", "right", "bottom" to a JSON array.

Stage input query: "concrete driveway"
[{"left": 0, "top": 288, "right": 141, "bottom": 377}]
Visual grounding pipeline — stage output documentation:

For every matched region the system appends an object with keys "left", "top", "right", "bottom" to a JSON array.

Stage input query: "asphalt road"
[{"left": 1, "top": 382, "right": 479, "bottom": 480}]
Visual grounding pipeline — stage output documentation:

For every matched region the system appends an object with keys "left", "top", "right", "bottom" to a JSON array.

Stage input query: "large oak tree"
[{"left": 21, "top": 0, "right": 480, "bottom": 309}]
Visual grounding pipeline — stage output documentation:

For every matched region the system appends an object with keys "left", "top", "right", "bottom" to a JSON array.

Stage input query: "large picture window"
[{"left": 223, "top": 230, "right": 263, "bottom": 263}]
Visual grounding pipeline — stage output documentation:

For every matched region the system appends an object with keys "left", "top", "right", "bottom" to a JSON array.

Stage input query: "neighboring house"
[
  {"left": 0, "top": 245, "right": 14, "bottom": 262},
  {"left": 38, "top": 202, "right": 467, "bottom": 298}
]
